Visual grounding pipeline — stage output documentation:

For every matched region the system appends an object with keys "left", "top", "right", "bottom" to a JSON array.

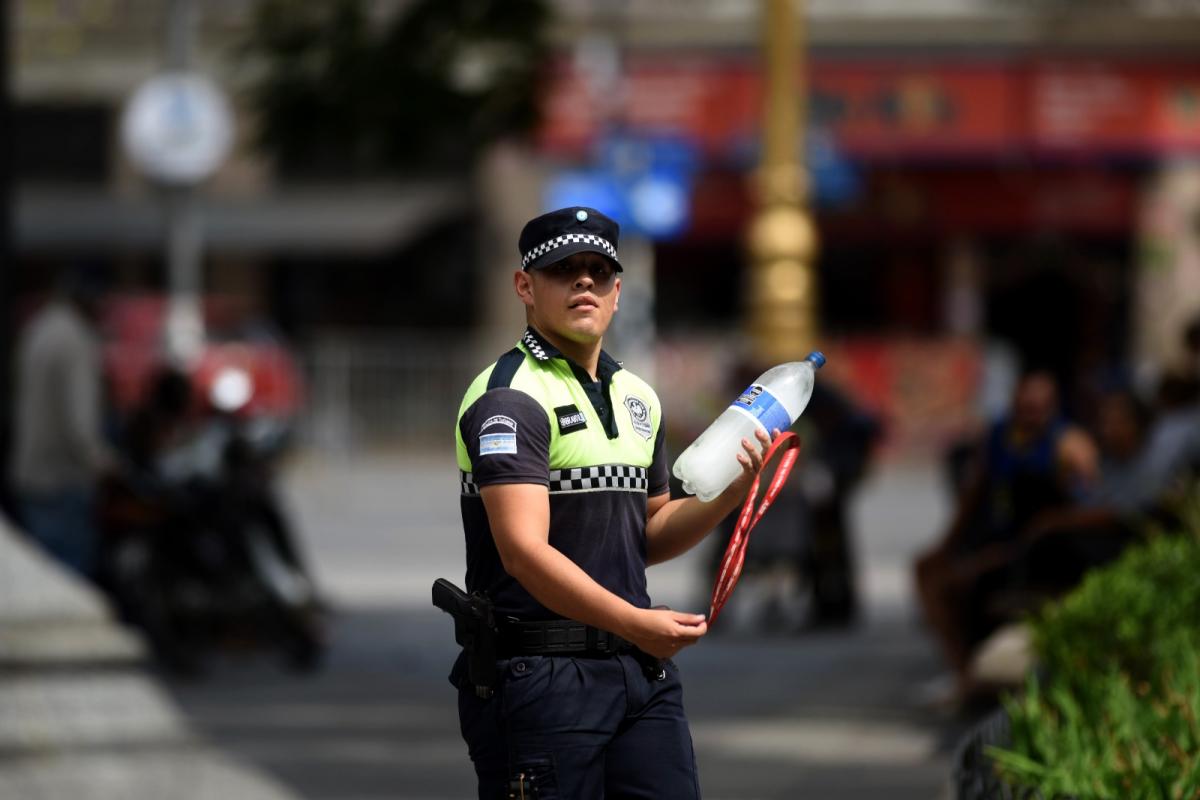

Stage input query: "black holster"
[{"left": 432, "top": 578, "right": 498, "bottom": 698}]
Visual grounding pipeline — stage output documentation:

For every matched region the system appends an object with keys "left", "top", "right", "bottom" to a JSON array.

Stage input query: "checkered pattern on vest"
[
  {"left": 522, "top": 234, "right": 617, "bottom": 269},
  {"left": 460, "top": 465, "right": 648, "bottom": 496}
]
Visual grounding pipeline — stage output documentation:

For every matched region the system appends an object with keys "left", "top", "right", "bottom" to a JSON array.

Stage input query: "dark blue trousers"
[{"left": 453, "top": 653, "right": 701, "bottom": 799}]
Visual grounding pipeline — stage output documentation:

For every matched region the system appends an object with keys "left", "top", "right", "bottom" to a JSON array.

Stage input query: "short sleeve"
[
  {"left": 460, "top": 388, "right": 550, "bottom": 487},
  {"left": 648, "top": 417, "right": 669, "bottom": 497}
]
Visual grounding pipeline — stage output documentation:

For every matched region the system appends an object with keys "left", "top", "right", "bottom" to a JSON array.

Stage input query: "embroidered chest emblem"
[{"left": 624, "top": 395, "right": 652, "bottom": 440}]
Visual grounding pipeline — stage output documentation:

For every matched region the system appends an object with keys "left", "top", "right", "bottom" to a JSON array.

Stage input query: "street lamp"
[{"left": 746, "top": 0, "right": 818, "bottom": 364}]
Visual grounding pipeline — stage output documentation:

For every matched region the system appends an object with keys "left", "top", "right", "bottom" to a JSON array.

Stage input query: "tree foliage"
[{"left": 242, "top": 0, "right": 550, "bottom": 177}]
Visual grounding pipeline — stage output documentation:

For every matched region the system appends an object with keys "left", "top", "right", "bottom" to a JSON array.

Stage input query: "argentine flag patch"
[{"left": 479, "top": 432, "right": 518, "bottom": 456}]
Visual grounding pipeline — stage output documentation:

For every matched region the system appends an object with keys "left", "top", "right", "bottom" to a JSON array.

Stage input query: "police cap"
[{"left": 518, "top": 207, "right": 622, "bottom": 273}]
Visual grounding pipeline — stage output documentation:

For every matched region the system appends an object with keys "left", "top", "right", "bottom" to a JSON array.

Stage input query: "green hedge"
[{"left": 987, "top": 497, "right": 1200, "bottom": 799}]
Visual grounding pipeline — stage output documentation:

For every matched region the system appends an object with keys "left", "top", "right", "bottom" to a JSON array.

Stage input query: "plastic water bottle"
[{"left": 673, "top": 352, "right": 826, "bottom": 502}]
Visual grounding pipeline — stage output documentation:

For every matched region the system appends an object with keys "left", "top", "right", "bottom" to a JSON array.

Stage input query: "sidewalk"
[{"left": 0, "top": 519, "right": 301, "bottom": 800}]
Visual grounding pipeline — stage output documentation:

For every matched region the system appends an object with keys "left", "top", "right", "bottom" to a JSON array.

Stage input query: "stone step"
[
  {"left": 0, "top": 521, "right": 112, "bottom": 625},
  {"left": 0, "top": 673, "right": 189, "bottom": 753},
  {"left": 0, "top": 518, "right": 146, "bottom": 671},
  {"left": 0, "top": 620, "right": 146, "bottom": 669},
  {"left": 0, "top": 520, "right": 304, "bottom": 800},
  {"left": 0, "top": 750, "right": 299, "bottom": 800}
]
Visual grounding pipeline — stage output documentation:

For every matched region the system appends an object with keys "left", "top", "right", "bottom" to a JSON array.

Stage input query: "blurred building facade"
[
  {"left": 12, "top": 0, "right": 468, "bottom": 324},
  {"left": 537, "top": 0, "right": 1200, "bottom": 453},
  {"left": 11, "top": 0, "right": 477, "bottom": 452},
  {"left": 8, "top": 0, "right": 1200, "bottom": 453}
]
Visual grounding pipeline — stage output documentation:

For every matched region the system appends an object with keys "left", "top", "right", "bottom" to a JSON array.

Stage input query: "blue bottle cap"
[{"left": 806, "top": 351, "right": 826, "bottom": 369}]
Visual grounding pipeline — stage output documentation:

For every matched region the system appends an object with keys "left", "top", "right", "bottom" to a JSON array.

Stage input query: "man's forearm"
[
  {"left": 505, "top": 540, "right": 641, "bottom": 638},
  {"left": 645, "top": 430, "right": 777, "bottom": 565},
  {"left": 644, "top": 491, "right": 742, "bottom": 565}
]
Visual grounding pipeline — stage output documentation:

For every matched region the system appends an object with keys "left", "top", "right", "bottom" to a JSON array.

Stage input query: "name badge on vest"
[{"left": 555, "top": 404, "right": 588, "bottom": 435}]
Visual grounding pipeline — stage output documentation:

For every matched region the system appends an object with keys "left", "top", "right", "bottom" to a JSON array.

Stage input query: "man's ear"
[
  {"left": 514, "top": 269, "right": 535, "bottom": 307},
  {"left": 613, "top": 276, "right": 621, "bottom": 312}
]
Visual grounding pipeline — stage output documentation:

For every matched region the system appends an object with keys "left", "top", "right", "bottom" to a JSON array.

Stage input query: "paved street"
[{"left": 167, "top": 451, "right": 970, "bottom": 800}]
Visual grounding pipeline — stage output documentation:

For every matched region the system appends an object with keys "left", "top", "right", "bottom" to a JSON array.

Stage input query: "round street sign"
[{"left": 121, "top": 72, "right": 234, "bottom": 185}]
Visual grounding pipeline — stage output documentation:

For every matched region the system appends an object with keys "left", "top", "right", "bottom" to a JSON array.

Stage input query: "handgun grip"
[{"left": 432, "top": 578, "right": 470, "bottom": 615}]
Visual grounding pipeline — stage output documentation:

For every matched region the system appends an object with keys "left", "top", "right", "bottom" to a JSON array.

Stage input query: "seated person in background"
[
  {"left": 914, "top": 370, "right": 1097, "bottom": 683},
  {"left": 1011, "top": 388, "right": 1160, "bottom": 594},
  {"left": 1142, "top": 373, "right": 1200, "bottom": 493},
  {"left": 1085, "top": 388, "right": 1158, "bottom": 513},
  {"left": 1180, "top": 313, "right": 1200, "bottom": 392}
]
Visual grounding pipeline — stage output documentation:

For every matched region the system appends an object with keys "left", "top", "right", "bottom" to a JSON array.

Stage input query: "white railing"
[{"left": 298, "top": 333, "right": 481, "bottom": 456}]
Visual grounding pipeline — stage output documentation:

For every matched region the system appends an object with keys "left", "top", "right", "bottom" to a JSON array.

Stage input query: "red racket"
[{"left": 708, "top": 432, "right": 802, "bottom": 625}]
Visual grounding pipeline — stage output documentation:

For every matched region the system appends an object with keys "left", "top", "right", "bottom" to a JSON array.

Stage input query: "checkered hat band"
[
  {"left": 522, "top": 234, "right": 617, "bottom": 267},
  {"left": 460, "top": 466, "right": 648, "bottom": 496}
]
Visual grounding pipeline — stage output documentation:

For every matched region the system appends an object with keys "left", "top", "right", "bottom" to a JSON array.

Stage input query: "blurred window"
[{"left": 16, "top": 104, "right": 111, "bottom": 182}]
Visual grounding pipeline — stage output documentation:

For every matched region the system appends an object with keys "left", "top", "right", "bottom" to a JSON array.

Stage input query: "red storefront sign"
[
  {"left": 809, "top": 62, "right": 1021, "bottom": 157},
  {"left": 681, "top": 166, "right": 1136, "bottom": 241},
  {"left": 538, "top": 56, "right": 1200, "bottom": 159},
  {"left": 841, "top": 169, "right": 1138, "bottom": 236},
  {"left": 1031, "top": 62, "right": 1200, "bottom": 152}
]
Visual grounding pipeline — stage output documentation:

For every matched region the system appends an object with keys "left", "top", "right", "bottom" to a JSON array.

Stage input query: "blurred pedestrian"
[
  {"left": 441, "top": 207, "right": 774, "bottom": 798},
  {"left": 1180, "top": 312, "right": 1200, "bottom": 390},
  {"left": 796, "top": 381, "right": 880, "bottom": 627},
  {"left": 914, "top": 369, "right": 1097, "bottom": 684},
  {"left": 10, "top": 268, "right": 116, "bottom": 578},
  {"left": 703, "top": 378, "right": 880, "bottom": 631},
  {"left": 1143, "top": 316, "right": 1200, "bottom": 481},
  {"left": 1141, "top": 373, "right": 1200, "bottom": 496},
  {"left": 121, "top": 366, "right": 194, "bottom": 473}
]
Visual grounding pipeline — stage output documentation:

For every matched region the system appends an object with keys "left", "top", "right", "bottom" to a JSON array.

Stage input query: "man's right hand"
[{"left": 621, "top": 607, "right": 708, "bottom": 659}]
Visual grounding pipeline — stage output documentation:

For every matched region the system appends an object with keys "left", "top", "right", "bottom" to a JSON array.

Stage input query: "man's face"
[
  {"left": 516, "top": 252, "right": 621, "bottom": 345},
  {"left": 1096, "top": 394, "right": 1142, "bottom": 459},
  {"left": 1012, "top": 373, "right": 1057, "bottom": 436}
]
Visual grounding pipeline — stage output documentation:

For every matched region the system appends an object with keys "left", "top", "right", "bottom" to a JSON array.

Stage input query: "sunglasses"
[{"left": 538, "top": 260, "right": 616, "bottom": 284}]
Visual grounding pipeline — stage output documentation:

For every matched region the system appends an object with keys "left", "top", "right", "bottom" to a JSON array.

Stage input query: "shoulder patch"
[
  {"left": 481, "top": 414, "right": 517, "bottom": 432},
  {"left": 555, "top": 404, "right": 588, "bottom": 435},
  {"left": 479, "top": 432, "right": 518, "bottom": 456},
  {"left": 624, "top": 395, "right": 653, "bottom": 440}
]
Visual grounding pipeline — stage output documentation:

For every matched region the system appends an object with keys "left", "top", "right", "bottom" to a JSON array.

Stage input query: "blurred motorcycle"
[{"left": 99, "top": 364, "right": 326, "bottom": 675}]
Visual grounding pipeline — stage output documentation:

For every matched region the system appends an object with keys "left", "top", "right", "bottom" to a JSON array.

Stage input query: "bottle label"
[{"left": 730, "top": 384, "right": 791, "bottom": 434}]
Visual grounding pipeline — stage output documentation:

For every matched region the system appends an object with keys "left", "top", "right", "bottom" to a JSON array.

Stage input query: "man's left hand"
[{"left": 722, "top": 426, "right": 778, "bottom": 501}]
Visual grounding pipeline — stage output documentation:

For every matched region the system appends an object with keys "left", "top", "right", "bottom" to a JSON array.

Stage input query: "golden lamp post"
[{"left": 746, "top": 0, "right": 818, "bottom": 363}]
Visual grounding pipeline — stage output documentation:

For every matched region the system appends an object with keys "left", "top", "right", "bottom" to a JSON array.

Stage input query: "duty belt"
[{"left": 498, "top": 619, "right": 633, "bottom": 657}]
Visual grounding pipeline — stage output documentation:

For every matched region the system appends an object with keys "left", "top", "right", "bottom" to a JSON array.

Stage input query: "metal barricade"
[{"left": 953, "top": 708, "right": 1050, "bottom": 800}]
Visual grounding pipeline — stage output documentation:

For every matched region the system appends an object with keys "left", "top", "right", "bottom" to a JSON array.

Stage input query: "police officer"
[{"left": 448, "top": 207, "right": 773, "bottom": 798}]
